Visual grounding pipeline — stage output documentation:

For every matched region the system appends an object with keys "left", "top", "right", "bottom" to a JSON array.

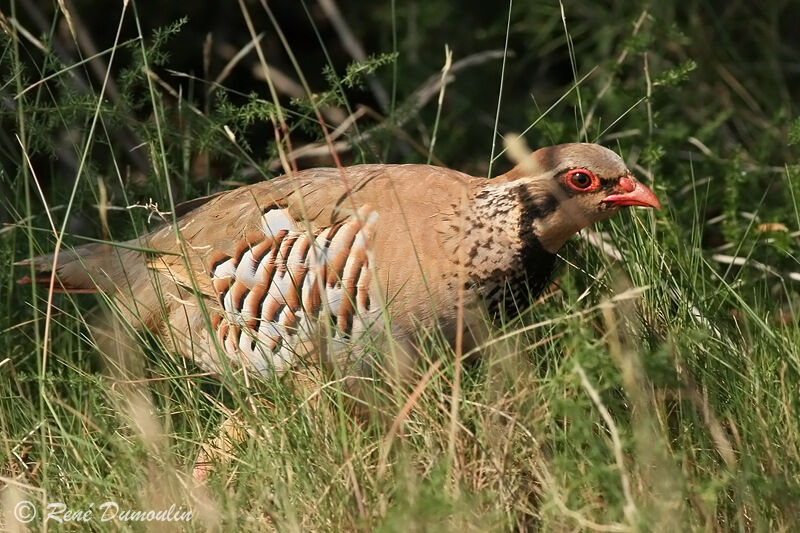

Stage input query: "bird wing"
[
  {"left": 143, "top": 165, "right": 391, "bottom": 296},
  {"left": 144, "top": 164, "right": 478, "bottom": 298}
]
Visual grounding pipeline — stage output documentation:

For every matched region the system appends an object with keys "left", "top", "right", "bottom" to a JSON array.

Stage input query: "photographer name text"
[{"left": 13, "top": 500, "right": 192, "bottom": 524}]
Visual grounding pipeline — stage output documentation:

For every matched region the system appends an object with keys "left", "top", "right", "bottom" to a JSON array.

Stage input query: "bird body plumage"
[{"left": 17, "top": 144, "right": 661, "bottom": 379}]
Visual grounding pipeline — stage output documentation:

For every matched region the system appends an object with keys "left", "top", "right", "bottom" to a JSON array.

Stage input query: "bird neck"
[{"left": 458, "top": 182, "right": 559, "bottom": 308}]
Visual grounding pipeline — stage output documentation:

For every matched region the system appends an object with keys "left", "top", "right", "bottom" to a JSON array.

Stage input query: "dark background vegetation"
[
  {"left": 4, "top": 1, "right": 799, "bottom": 225},
  {"left": 2, "top": 0, "right": 800, "bottom": 530}
]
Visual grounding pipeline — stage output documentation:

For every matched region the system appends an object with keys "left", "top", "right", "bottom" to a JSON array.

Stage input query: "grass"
[{"left": 1, "top": 0, "right": 800, "bottom": 531}]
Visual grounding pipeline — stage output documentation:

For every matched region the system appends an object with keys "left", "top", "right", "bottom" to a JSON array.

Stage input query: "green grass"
[{"left": 2, "top": 0, "right": 800, "bottom": 531}]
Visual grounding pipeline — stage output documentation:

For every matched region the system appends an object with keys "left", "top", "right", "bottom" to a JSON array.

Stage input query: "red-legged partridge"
[{"left": 18, "top": 143, "right": 661, "bottom": 379}]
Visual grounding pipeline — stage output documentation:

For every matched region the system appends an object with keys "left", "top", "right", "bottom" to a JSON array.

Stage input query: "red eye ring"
[{"left": 564, "top": 168, "right": 600, "bottom": 192}]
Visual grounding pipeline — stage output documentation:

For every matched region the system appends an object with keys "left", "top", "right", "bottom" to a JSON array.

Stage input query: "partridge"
[{"left": 17, "top": 143, "right": 660, "bottom": 379}]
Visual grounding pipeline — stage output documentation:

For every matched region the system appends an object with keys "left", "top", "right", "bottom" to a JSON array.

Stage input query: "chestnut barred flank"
[{"left": 207, "top": 206, "right": 378, "bottom": 373}]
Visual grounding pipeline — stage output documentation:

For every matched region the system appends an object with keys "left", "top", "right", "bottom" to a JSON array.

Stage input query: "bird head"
[{"left": 497, "top": 143, "right": 661, "bottom": 253}]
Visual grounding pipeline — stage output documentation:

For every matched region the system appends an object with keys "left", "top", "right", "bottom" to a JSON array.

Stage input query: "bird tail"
[
  {"left": 15, "top": 242, "right": 140, "bottom": 293},
  {"left": 14, "top": 241, "right": 171, "bottom": 332}
]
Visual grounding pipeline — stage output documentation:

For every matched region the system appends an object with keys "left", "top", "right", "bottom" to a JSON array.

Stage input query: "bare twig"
[
  {"left": 16, "top": 1, "right": 149, "bottom": 172},
  {"left": 578, "top": 9, "right": 649, "bottom": 141},
  {"left": 265, "top": 50, "right": 506, "bottom": 170},
  {"left": 239, "top": 0, "right": 298, "bottom": 176},
  {"left": 317, "top": 0, "right": 390, "bottom": 111},
  {"left": 711, "top": 253, "right": 782, "bottom": 278},
  {"left": 245, "top": 56, "right": 348, "bottom": 125}
]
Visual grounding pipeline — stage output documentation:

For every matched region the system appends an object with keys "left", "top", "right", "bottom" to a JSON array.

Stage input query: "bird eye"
[
  {"left": 564, "top": 169, "right": 598, "bottom": 191},
  {"left": 570, "top": 172, "right": 591, "bottom": 188}
]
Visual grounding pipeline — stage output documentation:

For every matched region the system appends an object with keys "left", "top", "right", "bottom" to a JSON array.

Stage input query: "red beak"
[{"left": 602, "top": 176, "right": 662, "bottom": 210}]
